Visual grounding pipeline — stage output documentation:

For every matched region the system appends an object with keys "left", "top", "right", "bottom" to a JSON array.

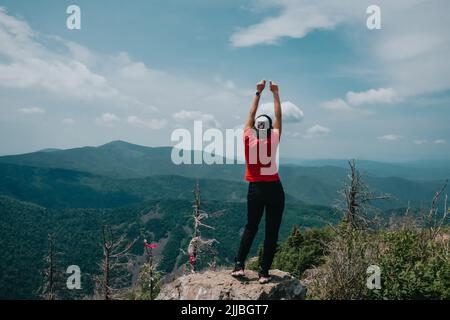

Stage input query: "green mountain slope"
[
  {"left": 0, "top": 195, "right": 335, "bottom": 299},
  {"left": 0, "top": 141, "right": 244, "bottom": 180},
  {"left": 0, "top": 162, "right": 252, "bottom": 208}
]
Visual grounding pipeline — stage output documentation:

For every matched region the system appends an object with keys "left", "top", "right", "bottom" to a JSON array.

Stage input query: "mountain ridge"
[
  {"left": 2, "top": 140, "right": 449, "bottom": 181},
  {"left": 0, "top": 141, "right": 446, "bottom": 209}
]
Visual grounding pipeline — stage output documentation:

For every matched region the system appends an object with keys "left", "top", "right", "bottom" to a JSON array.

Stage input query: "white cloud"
[
  {"left": 0, "top": 9, "right": 235, "bottom": 116},
  {"left": 172, "top": 110, "right": 221, "bottom": 128},
  {"left": 304, "top": 125, "right": 330, "bottom": 138},
  {"left": 323, "top": 88, "right": 398, "bottom": 114},
  {"left": 0, "top": 7, "right": 38, "bottom": 59},
  {"left": 378, "top": 134, "right": 402, "bottom": 141},
  {"left": 285, "top": 125, "right": 330, "bottom": 139},
  {"left": 214, "top": 75, "right": 233, "bottom": 89},
  {"left": 230, "top": 0, "right": 353, "bottom": 47},
  {"left": 232, "top": 1, "right": 450, "bottom": 97},
  {"left": 413, "top": 139, "right": 446, "bottom": 145},
  {"left": 18, "top": 106, "right": 45, "bottom": 114},
  {"left": 374, "top": 3, "right": 450, "bottom": 96},
  {"left": 96, "top": 113, "right": 119, "bottom": 127},
  {"left": 321, "top": 98, "right": 352, "bottom": 111},
  {"left": 0, "top": 9, "right": 121, "bottom": 101},
  {"left": 213, "top": 76, "right": 250, "bottom": 95},
  {"left": 285, "top": 131, "right": 302, "bottom": 138},
  {"left": 127, "top": 116, "right": 167, "bottom": 130},
  {"left": 65, "top": 41, "right": 97, "bottom": 65},
  {"left": 346, "top": 88, "right": 398, "bottom": 106},
  {"left": 109, "top": 54, "right": 248, "bottom": 115},
  {"left": 258, "top": 101, "right": 304, "bottom": 123},
  {"left": 62, "top": 118, "right": 75, "bottom": 125},
  {"left": 0, "top": 59, "right": 121, "bottom": 101},
  {"left": 0, "top": 9, "right": 251, "bottom": 136},
  {"left": 414, "top": 139, "right": 427, "bottom": 145}
]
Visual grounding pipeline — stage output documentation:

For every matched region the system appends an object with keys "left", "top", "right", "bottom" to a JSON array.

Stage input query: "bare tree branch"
[{"left": 98, "top": 225, "right": 136, "bottom": 300}]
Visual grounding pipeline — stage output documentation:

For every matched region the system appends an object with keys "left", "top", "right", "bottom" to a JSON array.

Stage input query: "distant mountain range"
[
  {"left": 0, "top": 141, "right": 249, "bottom": 181},
  {"left": 0, "top": 140, "right": 446, "bottom": 209},
  {"left": 282, "top": 158, "right": 450, "bottom": 181}
]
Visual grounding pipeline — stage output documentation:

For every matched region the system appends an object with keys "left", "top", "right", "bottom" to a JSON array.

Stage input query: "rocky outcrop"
[{"left": 157, "top": 269, "right": 307, "bottom": 300}]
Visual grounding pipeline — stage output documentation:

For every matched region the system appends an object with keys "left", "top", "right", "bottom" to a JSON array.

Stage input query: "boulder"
[{"left": 157, "top": 269, "right": 307, "bottom": 300}]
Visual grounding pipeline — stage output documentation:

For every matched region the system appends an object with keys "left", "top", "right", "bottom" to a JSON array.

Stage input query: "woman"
[{"left": 232, "top": 80, "right": 285, "bottom": 284}]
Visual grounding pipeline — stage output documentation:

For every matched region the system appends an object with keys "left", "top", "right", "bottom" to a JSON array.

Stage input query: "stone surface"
[{"left": 156, "top": 269, "right": 307, "bottom": 300}]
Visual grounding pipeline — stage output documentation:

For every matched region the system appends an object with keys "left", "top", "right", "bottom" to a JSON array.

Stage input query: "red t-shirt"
[{"left": 244, "top": 128, "right": 280, "bottom": 182}]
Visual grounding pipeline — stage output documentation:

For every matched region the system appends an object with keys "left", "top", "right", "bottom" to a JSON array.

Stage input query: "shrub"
[
  {"left": 370, "top": 229, "right": 449, "bottom": 299},
  {"left": 271, "top": 226, "right": 333, "bottom": 278},
  {"left": 132, "top": 263, "right": 161, "bottom": 300},
  {"left": 247, "top": 226, "right": 333, "bottom": 278},
  {"left": 305, "top": 226, "right": 376, "bottom": 300},
  {"left": 304, "top": 226, "right": 449, "bottom": 300}
]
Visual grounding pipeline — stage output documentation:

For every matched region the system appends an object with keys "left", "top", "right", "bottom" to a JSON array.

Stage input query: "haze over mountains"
[{"left": 284, "top": 158, "right": 450, "bottom": 181}]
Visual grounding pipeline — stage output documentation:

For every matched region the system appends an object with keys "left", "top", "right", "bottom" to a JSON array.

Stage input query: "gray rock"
[{"left": 156, "top": 269, "right": 307, "bottom": 300}]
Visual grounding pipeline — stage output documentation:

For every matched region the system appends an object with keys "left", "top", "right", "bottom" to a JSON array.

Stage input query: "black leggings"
[{"left": 236, "top": 180, "right": 285, "bottom": 275}]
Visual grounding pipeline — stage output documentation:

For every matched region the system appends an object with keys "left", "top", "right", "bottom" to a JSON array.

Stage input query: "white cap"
[{"left": 255, "top": 116, "right": 271, "bottom": 130}]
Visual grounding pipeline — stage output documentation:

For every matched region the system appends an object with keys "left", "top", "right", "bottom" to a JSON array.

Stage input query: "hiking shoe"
[
  {"left": 231, "top": 269, "right": 245, "bottom": 277},
  {"left": 258, "top": 273, "right": 271, "bottom": 284},
  {"left": 231, "top": 261, "right": 245, "bottom": 277}
]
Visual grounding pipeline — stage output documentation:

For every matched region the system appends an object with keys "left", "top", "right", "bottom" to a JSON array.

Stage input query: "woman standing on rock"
[{"left": 232, "top": 80, "right": 285, "bottom": 284}]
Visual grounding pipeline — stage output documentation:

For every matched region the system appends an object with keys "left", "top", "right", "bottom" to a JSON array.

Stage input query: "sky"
[{"left": 0, "top": 0, "right": 449, "bottom": 161}]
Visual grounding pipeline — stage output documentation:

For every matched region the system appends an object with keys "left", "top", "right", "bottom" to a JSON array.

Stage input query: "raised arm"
[
  {"left": 245, "top": 80, "right": 266, "bottom": 130},
  {"left": 270, "top": 81, "right": 282, "bottom": 134}
]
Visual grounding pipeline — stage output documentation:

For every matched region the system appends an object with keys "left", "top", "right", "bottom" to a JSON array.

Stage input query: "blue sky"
[{"left": 0, "top": 0, "right": 449, "bottom": 161}]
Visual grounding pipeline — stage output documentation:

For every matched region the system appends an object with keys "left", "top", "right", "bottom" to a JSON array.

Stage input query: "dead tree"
[
  {"left": 186, "top": 181, "right": 218, "bottom": 272},
  {"left": 425, "top": 180, "right": 448, "bottom": 239},
  {"left": 41, "top": 233, "right": 57, "bottom": 300},
  {"left": 98, "top": 225, "right": 137, "bottom": 300},
  {"left": 336, "top": 160, "right": 389, "bottom": 230},
  {"left": 145, "top": 240, "right": 155, "bottom": 300}
]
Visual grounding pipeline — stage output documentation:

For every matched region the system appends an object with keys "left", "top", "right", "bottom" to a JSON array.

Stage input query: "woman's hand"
[
  {"left": 256, "top": 79, "right": 266, "bottom": 93},
  {"left": 246, "top": 80, "right": 266, "bottom": 130},
  {"left": 269, "top": 81, "right": 279, "bottom": 94},
  {"left": 271, "top": 81, "right": 282, "bottom": 134}
]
